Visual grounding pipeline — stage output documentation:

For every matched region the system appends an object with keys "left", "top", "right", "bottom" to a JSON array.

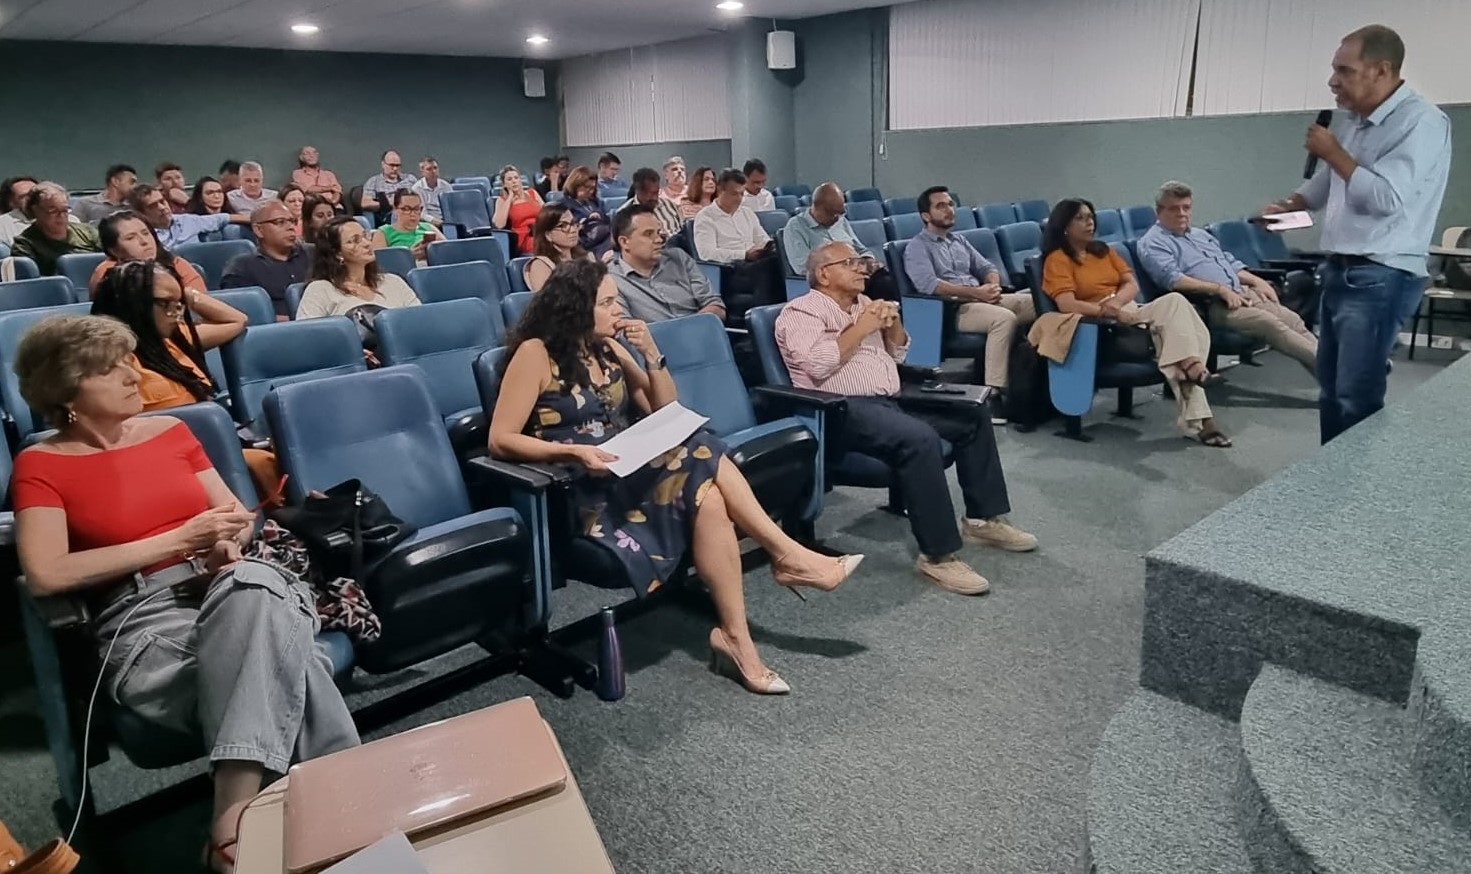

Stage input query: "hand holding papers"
[
  {"left": 1249, "top": 211, "right": 1314, "bottom": 232},
  {"left": 597, "top": 402, "right": 709, "bottom": 478}
]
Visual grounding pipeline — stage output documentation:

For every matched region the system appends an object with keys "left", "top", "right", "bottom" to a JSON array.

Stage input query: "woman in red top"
[
  {"left": 492, "top": 164, "right": 544, "bottom": 254},
  {"left": 10, "top": 315, "right": 357, "bottom": 871}
]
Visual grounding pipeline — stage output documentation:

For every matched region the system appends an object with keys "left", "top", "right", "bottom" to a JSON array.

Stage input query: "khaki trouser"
[
  {"left": 1208, "top": 292, "right": 1318, "bottom": 373},
  {"left": 955, "top": 293, "right": 1037, "bottom": 388},
  {"left": 1122, "top": 292, "right": 1214, "bottom": 427}
]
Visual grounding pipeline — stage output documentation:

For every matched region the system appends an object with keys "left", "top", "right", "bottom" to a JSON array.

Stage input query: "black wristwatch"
[{"left": 647, "top": 354, "right": 668, "bottom": 371}]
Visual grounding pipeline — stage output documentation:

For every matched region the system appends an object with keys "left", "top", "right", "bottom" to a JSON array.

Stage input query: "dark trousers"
[
  {"left": 723, "top": 254, "right": 783, "bottom": 318},
  {"left": 1317, "top": 257, "right": 1427, "bottom": 444},
  {"left": 842, "top": 396, "right": 1011, "bottom": 558}
]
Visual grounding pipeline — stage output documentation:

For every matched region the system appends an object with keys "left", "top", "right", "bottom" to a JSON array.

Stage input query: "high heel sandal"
[
  {"left": 709, "top": 628, "right": 790, "bottom": 694},
  {"left": 201, "top": 838, "right": 237, "bottom": 873},
  {"left": 772, "top": 553, "right": 864, "bottom": 601}
]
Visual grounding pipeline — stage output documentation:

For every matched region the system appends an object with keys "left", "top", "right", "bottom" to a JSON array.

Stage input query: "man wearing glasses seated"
[
  {"left": 220, "top": 202, "right": 312, "bottom": 320},
  {"left": 11, "top": 182, "right": 101, "bottom": 275},
  {"left": 776, "top": 241, "right": 1038, "bottom": 597},
  {"left": 361, "top": 150, "right": 417, "bottom": 219}
]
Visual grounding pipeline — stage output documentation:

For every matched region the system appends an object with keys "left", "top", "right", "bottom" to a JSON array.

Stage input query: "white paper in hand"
[
  {"left": 322, "top": 831, "right": 429, "bottom": 873},
  {"left": 1255, "top": 210, "right": 1314, "bottom": 231},
  {"left": 599, "top": 402, "right": 709, "bottom": 478}
]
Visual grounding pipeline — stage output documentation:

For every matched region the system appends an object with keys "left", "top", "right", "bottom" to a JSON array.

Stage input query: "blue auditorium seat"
[
  {"left": 773, "top": 195, "right": 801, "bottom": 214},
  {"left": 845, "top": 187, "right": 882, "bottom": 203},
  {"left": 406, "top": 260, "right": 509, "bottom": 315},
  {"left": 951, "top": 207, "right": 978, "bottom": 231},
  {"left": 373, "top": 246, "right": 416, "bottom": 279},
  {"left": 845, "top": 200, "right": 884, "bottom": 223},
  {"left": 883, "top": 213, "right": 923, "bottom": 242},
  {"left": 439, "top": 189, "right": 496, "bottom": 239},
  {"left": 978, "top": 202, "right": 1021, "bottom": 229},
  {"left": 957, "top": 228, "right": 1012, "bottom": 287},
  {"left": 756, "top": 210, "right": 789, "bottom": 241},
  {"left": 1094, "top": 208, "right": 1126, "bottom": 244},
  {"left": 426, "top": 235, "right": 508, "bottom": 271},
  {"left": 451, "top": 179, "right": 490, "bottom": 196},
  {"left": 376, "top": 298, "right": 500, "bottom": 453},
  {"left": 501, "top": 291, "right": 533, "bottom": 330},
  {"left": 775, "top": 184, "right": 811, "bottom": 199},
  {"left": 221, "top": 316, "right": 365, "bottom": 428},
  {"left": 174, "top": 240, "right": 254, "bottom": 289},
  {"left": 883, "top": 197, "right": 919, "bottom": 217},
  {"left": 211, "top": 286, "right": 276, "bottom": 328},
  {"left": 1122, "top": 205, "right": 1156, "bottom": 241},
  {"left": 994, "top": 222, "right": 1043, "bottom": 287},
  {"left": 0, "top": 303, "right": 91, "bottom": 441},
  {"left": 4, "top": 257, "right": 40, "bottom": 280},
  {"left": 266, "top": 366, "right": 534, "bottom": 675},
  {"left": 848, "top": 219, "right": 888, "bottom": 255},
  {"left": 285, "top": 282, "right": 305, "bottom": 318},
  {"left": 507, "top": 256, "right": 532, "bottom": 295},
  {"left": 54, "top": 253, "right": 106, "bottom": 297},
  {"left": 883, "top": 240, "right": 982, "bottom": 368},
  {"left": 1015, "top": 199, "right": 1050, "bottom": 226},
  {"left": 0, "top": 277, "right": 76, "bottom": 312}
]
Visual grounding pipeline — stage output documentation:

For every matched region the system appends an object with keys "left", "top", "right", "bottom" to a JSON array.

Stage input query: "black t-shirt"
[{"left": 219, "top": 244, "right": 313, "bottom": 316}]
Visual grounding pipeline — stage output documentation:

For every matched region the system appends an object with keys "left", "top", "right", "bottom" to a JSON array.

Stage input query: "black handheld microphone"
[{"left": 1303, "top": 109, "right": 1334, "bottom": 179}]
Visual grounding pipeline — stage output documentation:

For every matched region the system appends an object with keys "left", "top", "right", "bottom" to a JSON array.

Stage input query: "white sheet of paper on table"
[
  {"left": 1256, "top": 210, "right": 1314, "bottom": 231},
  {"left": 322, "top": 831, "right": 429, "bottom": 873},
  {"left": 599, "top": 402, "right": 709, "bottom": 478}
]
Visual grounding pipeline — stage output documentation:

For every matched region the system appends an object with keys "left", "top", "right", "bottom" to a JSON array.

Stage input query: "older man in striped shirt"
[{"left": 775, "top": 241, "right": 1036, "bottom": 596}]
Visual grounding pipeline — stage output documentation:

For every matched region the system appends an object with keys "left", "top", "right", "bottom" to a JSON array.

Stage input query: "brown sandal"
[{"left": 1196, "top": 430, "right": 1232, "bottom": 448}]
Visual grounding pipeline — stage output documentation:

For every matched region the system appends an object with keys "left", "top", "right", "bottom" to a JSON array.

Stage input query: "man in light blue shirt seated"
[
  {"left": 596, "top": 151, "right": 627, "bottom": 197},
  {"left": 1264, "top": 24, "right": 1451, "bottom": 444},
  {"left": 902, "top": 185, "right": 1035, "bottom": 399},
  {"left": 129, "top": 184, "right": 240, "bottom": 249},
  {"left": 781, "top": 182, "right": 899, "bottom": 302},
  {"left": 1137, "top": 181, "right": 1317, "bottom": 375}
]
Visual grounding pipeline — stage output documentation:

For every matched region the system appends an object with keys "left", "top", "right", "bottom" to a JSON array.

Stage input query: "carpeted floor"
[{"left": 0, "top": 349, "right": 1451, "bottom": 873}]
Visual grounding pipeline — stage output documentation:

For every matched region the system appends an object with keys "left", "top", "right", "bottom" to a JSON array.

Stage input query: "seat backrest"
[
  {"left": 406, "top": 260, "right": 508, "bottom": 313},
  {"left": 173, "top": 240, "right": 254, "bottom": 289},
  {"left": 211, "top": 287, "right": 276, "bottom": 326},
  {"left": 425, "top": 235, "right": 507, "bottom": 271},
  {"left": 1024, "top": 255, "right": 1054, "bottom": 315},
  {"left": 1123, "top": 205, "right": 1156, "bottom": 241},
  {"left": 776, "top": 184, "right": 812, "bottom": 199},
  {"left": 0, "top": 302, "right": 92, "bottom": 437},
  {"left": 775, "top": 224, "right": 802, "bottom": 278},
  {"left": 1110, "top": 242, "right": 1148, "bottom": 303},
  {"left": 266, "top": 366, "right": 471, "bottom": 527},
  {"left": 506, "top": 257, "right": 532, "bottom": 294},
  {"left": 1248, "top": 221, "right": 1292, "bottom": 261},
  {"left": 451, "top": 180, "right": 490, "bottom": 196},
  {"left": 4, "top": 257, "right": 40, "bottom": 280},
  {"left": 845, "top": 187, "right": 882, "bottom": 203},
  {"left": 222, "top": 317, "right": 366, "bottom": 427},
  {"left": 472, "top": 346, "right": 508, "bottom": 418},
  {"left": 439, "top": 190, "right": 492, "bottom": 231},
  {"left": 883, "top": 213, "right": 923, "bottom": 242},
  {"left": 979, "top": 202, "right": 1021, "bottom": 229},
  {"left": 1206, "top": 220, "right": 1262, "bottom": 268},
  {"left": 773, "top": 195, "right": 800, "bottom": 214},
  {"left": 756, "top": 210, "right": 789, "bottom": 241},
  {"left": 1123, "top": 240, "right": 1164, "bottom": 300},
  {"left": 55, "top": 252, "right": 106, "bottom": 295},
  {"left": 373, "top": 246, "right": 415, "bottom": 279},
  {"left": 951, "top": 207, "right": 978, "bottom": 231},
  {"left": 883, "top": 197, "right": 918, "bottom": 217},
  {"left": 544, "top": 191, "right": 564, "bottom": 204},
  {"left": 646, "top": 313, "right": 757, "bottom": 436},
  {"left": 148, "top": 401, "right": 258, "bottom": 504},
  {"left": 849, "top": 219, "right": 888, "bottom": 253},
  {"left": 1094, "top": 208, "right": 1126, "bottom": 244},
  {"left": 845, "top": 200, "right": 884, "bottom": 223},
  {"left": 376, "top": 298, "right": 499, "bottom": 416},
  {"left": 743, "top": 304, "right": 792, "bottom": 387},
  {"left": 0, "top": 277, "right": 77, "bottom": 312},
  {"left": 454, "top": 175, "right": 492, "bottom": 189},
  {"left": 285, "top": 282, "right": 305, "bottom": 318},
  {"left": 957, "top": 228, "right": 1011, "bottom": 287},
  {"left": 884, "top": 241, "right": 916, "bottom": 296},
  {"left": 600, "top": 197, "right": 625, "bottom": 217},
  {"left": 501, "top": 291, "right": 533, "bottom": 332},
  {"left": 1015, "top": 199, "right": 1050, "bottom": 225},
  {"left": 994, "top": 221, "right": 1043, "bottom": 283}
]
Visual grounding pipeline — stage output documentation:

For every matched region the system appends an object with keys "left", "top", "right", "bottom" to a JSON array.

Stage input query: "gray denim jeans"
[{"left": 92, "top": 558, "right": 359, "bottom": 773}]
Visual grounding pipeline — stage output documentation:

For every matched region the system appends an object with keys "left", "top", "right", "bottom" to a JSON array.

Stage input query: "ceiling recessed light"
[
  {"left": 526, "top": 34, "right": 549, "bottom": 45},
  {"left": 291, "top": 23, "right": 319, "bottom": 35},
  {"left": 716, "top": 1, "right": 744, "bottom": 10}
]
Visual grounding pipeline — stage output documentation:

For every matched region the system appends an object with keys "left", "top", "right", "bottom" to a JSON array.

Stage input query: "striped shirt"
[{"left": 775, "top": 290, "right": 907, "bottom": 396}]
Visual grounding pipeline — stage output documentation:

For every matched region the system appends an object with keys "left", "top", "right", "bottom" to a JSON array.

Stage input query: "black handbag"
[
  {"left": 270, "top": 479, "right": 415, "bottom": 583},
  {"left": 1100, "top": 322, "right": 1155, "bottom": 363},
  {"left": 348, "top": 303, "right": 387, "bottom": 352}
]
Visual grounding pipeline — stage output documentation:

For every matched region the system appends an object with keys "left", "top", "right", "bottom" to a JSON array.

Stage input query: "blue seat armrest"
[
  {"left": 466, "top": 455, "right": 571, "bottom": 491},
  {"left": 749, "top": 384, "right": 848, "bottom": 414}
]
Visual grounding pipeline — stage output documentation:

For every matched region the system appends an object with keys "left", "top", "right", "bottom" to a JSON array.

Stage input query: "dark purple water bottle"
[{"left": 595, "top": 607, "right": 625, "bottom": 701}]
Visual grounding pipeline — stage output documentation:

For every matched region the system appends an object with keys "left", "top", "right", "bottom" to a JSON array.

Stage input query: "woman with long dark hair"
[
  {"left": 1040, "top": 197, "right": 1229, "bottom": 447},
  {"left": 300, "top": 216, "right": 420, "bottom": 320},
  {"left": 186, "top": 175, "right": 227, "bottom": 215},
  {"left": 522, "top": 202, "right": 589, "bottom": 292},
  {"left": 89, "top": 210, "right": 206, "bottom": 296},
  {"left": 301, "top": 193, "right": 337, "bottom": 244},
  {"left": 679, "top": 166, "right": 717, "bottom": 220},
  {"left": 488, "top": 259, "right": 863, "bottom": 695}
]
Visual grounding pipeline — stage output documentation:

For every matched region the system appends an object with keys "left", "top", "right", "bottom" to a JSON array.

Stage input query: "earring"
[{"left": 65, "top": 408, "right": 77, "bottom": 425}]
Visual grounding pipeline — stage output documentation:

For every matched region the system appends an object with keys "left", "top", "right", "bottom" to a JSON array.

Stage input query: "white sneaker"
[
  {"left": 963, "top": 516, "right": 1038, "bottom": 552},
  {"left": 916, "top": 555, "right": 990, "bottom": 595}
]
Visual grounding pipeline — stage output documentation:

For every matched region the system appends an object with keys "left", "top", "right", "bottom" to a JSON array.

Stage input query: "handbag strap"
[{"left": 349, "top": 487, "right": 365, "bottom": 585}]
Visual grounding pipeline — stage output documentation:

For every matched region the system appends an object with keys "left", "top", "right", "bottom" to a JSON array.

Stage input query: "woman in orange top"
[
  {"left": 91, "top": 261, "right": 284, "bottom": 499},
  {"left": 89, "top": 210, "right": 207, "bottom": 296},
  {"left": 1041, "top": 198, "right": 1229, "bottom": 447}
]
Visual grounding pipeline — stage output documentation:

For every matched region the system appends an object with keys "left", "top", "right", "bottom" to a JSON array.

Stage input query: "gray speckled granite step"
[
  {"left": 1088, "top": 690, "right": 1255, "bottom": 874},
  {"left": 1238, "top": 665, "right": 1471, "bottom": 874}
]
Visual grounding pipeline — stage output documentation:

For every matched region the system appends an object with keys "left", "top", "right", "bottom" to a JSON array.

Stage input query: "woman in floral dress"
[{"left": 488, "top": 259, "right": 863, "bottom": 694}]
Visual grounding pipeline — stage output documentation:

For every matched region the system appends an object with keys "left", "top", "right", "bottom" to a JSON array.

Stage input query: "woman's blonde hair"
[
  {"left": 562, "top": 166, "right": 597, "bottom": 199},
  {"left": 14, "top": 315, "right": 137, "bottom": 427}
]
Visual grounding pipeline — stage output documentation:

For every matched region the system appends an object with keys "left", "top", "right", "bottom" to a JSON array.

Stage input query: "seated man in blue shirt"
[
  {"left": 596, "top": 151, "right": 627, "bottom": 197},
  {"left": 903, "top": 186, "right": 1035, "bottom": 402},
  {"left": 1137, "top": 181, "right": 1317, "bottom": 376},
  {"left": 128, "top": 184, "right": 245, "bottom": 249},
  {"left": 782, "top": 182, "right": 899, "bottom": 302}
]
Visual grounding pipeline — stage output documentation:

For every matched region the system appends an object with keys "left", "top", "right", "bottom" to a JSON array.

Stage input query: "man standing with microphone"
[{"left": 1264, "top": 24, "right": 1451, "bottom": 444}]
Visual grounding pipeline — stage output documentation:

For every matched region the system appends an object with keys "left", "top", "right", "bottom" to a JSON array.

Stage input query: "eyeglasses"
[
  {"left": 258, "top": 217, "right": 295, "bottom": 228},
  {"left": 36, "top": 206, "right": 69, "bottom": 218},
  {"left": 397, "top": 205, "right": 423, "bottom": 213},
  {"left": 153, "top": 298, "right": 186, "bottom": 317},
  {"left": 384, "top": 162, "right": 401, "bottom": 168},
  {"left": 820, "top": 256, "right": 866, "bottom": 270},
  {"left": 553, "top": 220, "right": 578, "bottom": 232}
]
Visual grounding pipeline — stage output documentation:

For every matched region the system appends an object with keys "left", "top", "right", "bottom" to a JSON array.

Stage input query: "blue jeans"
[{"left": 1317, "top": 259, "right": 1428, "bottom": 444}]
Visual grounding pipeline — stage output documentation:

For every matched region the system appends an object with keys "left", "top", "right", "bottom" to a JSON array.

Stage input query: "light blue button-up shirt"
[
  {"left": 1136, "top": 223, "right": 1245, "bottom": 291},
  {"left": 780, "top": 210, "right": 871, "bottom": 275},
  {"left": 902, "top": 228, "right": 998, "bottom": 296},
  {"left": 158, "top": 212, "right": 231, "bottom": 249},
  {"left": 1295, "top": 84, "right": 1451, "bottom": 277}
]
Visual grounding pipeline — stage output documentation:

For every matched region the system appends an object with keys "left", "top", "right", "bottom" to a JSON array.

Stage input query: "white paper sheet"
[
  {"left": 323, "top": 831, "right": 429, "bottom": 873},
  {"left": 1254, "top": 210, "right": 1314, "bottom": 231},
  {"left": 599, "top": 402, "right": 709, "bottom": 478}
]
